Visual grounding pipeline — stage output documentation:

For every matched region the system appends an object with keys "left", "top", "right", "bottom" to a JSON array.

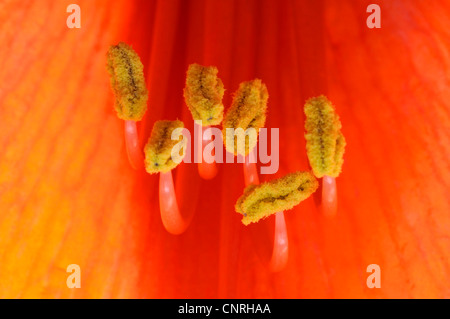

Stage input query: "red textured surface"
[{"left": 0, "top": 0, "right": 449, "bottom": 298}]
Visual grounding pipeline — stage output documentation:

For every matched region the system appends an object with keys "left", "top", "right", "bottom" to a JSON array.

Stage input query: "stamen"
[
  {"left": 243, "top": 147, "right": 259, "bottom": 186},
  {"left": 145, "top": 120, "right": 191, "bottom": 235},
  {"left": 236, "top": 170, "right": 318, "bottom": 225},
  {"left": 107, "top": 42, "right": 148, "bottom": 169},
  {"left": 242, "top": 148, "right": 300, "bottom": 272},
  {"left": 144, "top": 120, "right": 186, "bottom": 174},
  {"left": 269, "top": 212, "right": 288, "bottom": 272},
  {"left": 107, "top": 42, "right": 148, "bottom": 121},
  {"left": 322, "top": 175, "right": 337, "bottom": 216},
  {"left": 223, "top": 79, "right": 268, "bottom": 156},
  {"left": 304, "top": 95, "right": 346, "bottom": 215},
  {"left": 124, "top": 120, "right": 144, "bottom": 170},
  {"left": 196, "top": 122, "right": 218, "bottom": 180},
  {"left": 159, "top": 171, "right": 189, "bottom": 235},
  {"left": 184, "top": 64, "right": 224, "bottom": 179},
  {"left": 184, "top": 63, "right": 225, "bottom": 125}
]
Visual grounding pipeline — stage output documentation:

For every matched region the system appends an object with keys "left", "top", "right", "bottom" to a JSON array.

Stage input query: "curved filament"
[
  {"left": 322, "top": 175, "right": 337, "bottom": 216},
  {"left": 159, "top": 171, "right": 189, "bottom": 235},
  {"left": 124, "top": 120, "right": 144, "bottom": 170},
  {"left": 269, "top": 212, "right": 289, "bottom": 272},
  {"left": 243, "top": 148, "right": 289, "bottom": 272},
  {"left": 196, "top": 122, "right": 218, "bottom": 180},
  {"left": 243, "top": 148, "right": 259, "bottom": 185}
]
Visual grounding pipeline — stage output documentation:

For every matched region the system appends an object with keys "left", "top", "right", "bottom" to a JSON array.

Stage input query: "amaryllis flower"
[{"left": 0, "top": 0, "right": 449, "bottom": 298}]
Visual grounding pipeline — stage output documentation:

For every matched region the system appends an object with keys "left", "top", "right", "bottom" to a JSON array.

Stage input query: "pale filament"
[{"left": 243, "top": 147, "right": 289, "bottom": 272}]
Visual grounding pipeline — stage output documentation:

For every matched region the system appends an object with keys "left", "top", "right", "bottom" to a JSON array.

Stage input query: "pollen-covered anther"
[
  {"left": 107, "top": 42, "right": 148, "bottom": 121},
  {"left": 235, "top": 171, "right": 318, "bottom": 225},
  {"left": 144, "top": 120, "right": 186, "bottom": 174},
  {"left": 222, "top": 79, "right": 269, "bottom": 156},
  {"left": 183, "top": 63, "right": 225, "bottom": 126},
  {"left": 304, "top": 95, "right": 346, "bottom": 178}
]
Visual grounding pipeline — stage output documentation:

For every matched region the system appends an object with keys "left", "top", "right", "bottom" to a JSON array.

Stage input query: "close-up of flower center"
[{"left": 0, "top": 0, "right": 449, "bottom": 300}]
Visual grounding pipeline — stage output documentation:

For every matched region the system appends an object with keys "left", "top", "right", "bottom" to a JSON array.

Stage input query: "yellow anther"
[
  {"left": 235, "top": 171, "right": 318, "bottom": 225},
  {"left": 183, "top": 63, "right": 225, "bottom": 126},
  {"left": 304, "top": 95, "right": 346, "bottom": 178},
  {"left": 222, "top": 79, "right": 269, "bottom": 156},
  {"left": 144, "top": 120, "right": 186, "bottom": 174},
  {"left": 107, "top": 42, "right": 148, "bottom": 121}
]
